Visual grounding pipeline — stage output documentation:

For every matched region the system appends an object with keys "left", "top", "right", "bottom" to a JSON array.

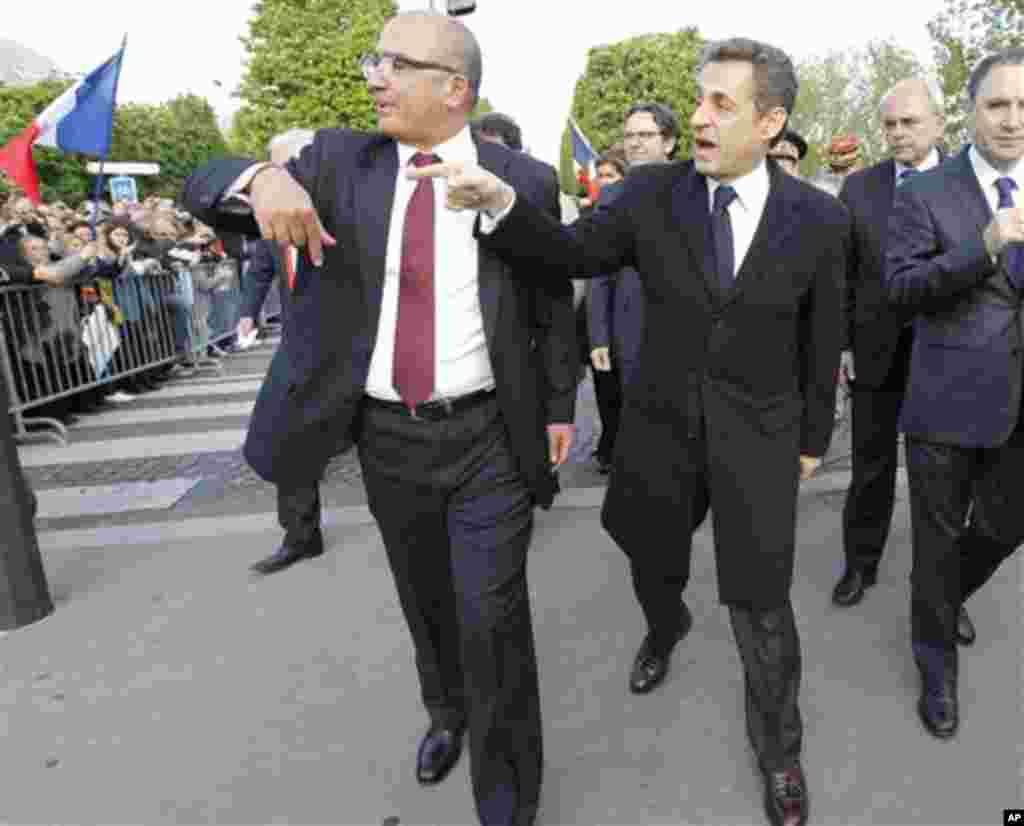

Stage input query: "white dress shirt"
[
  {"left": 969, "top": 145, "right": 1024, "bottom": 216},
  {"left": 894, "top": 147, "right": 941, "bottom": 183},
  {"left": 365, "top": 126, "right": 494, "bottom": 402},
  {"left": 706, "top": 160, "right": 771, "bottom": 277}
]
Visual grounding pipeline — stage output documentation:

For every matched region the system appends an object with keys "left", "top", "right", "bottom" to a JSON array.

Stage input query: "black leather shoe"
[
  {"left": 249, "top": 535, "right": 324, "bottom": 575},
  {"left": 416, "top": 724, "right": 464, "bottom": 785},
  {"left": 629, "top": 603, "right": 693, "bottom": 694},
  {"left": 916, "top": 660, "right": 958, "bottom": 739},
  {"left": 762, "top": 764, "right": 809, "bottom": 826},
  {"left": 956, "top": 606, "right": 976, "bottom": 646},
  {"left": 831, "top": 566, "right": 877, "bottom": 607}
]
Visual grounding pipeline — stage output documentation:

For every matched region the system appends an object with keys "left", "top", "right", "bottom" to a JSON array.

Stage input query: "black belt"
[{"left": 364, "top": 387, "right": 496, "bottom": 420}]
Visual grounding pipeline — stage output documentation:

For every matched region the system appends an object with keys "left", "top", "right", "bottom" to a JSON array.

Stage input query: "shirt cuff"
[
  {"left": 221, "top": 162, "right": 275, "bottom": 213},
  {"left": 478, "top": 191, "right": 517, "bottom": 234}
]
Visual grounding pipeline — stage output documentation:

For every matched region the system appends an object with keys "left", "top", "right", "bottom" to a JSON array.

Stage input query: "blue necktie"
[
  {"left": 995, "top": 177, "right": 1023, "bottom": 289},
  {"left": 710, "top": 185, "right": 737, "bottom": 291}
]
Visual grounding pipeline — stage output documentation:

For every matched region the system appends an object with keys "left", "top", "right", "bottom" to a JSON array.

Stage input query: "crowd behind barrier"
[{"left": 0, "top": 191, "right": 258, "bottom": 445}]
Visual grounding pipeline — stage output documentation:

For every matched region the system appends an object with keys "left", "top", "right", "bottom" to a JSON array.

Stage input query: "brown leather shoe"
[{"left": 762, "top": 764, "right": 809, "bottom": 826}]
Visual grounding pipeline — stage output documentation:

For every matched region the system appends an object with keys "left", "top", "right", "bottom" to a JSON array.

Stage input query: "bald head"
[
  {"left": 879, "top": 77, "right": 945, "bottom": 167},
  {"left": 385, "top": 12, "right": 481, "bottom": 109}
]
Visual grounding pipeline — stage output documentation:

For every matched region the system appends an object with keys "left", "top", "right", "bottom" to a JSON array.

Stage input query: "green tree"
[
  {"left": 229, "top": 0, "right": 398, "bottom": 158},
  {"left": 928, "top": 0, "right": 1024, "bottom": 148},
  {"left": 557, "top": 28, "right": 704, "bottom": 195},
  {"left": 790, "top": 40, "right": 923, "bottom": 173}
]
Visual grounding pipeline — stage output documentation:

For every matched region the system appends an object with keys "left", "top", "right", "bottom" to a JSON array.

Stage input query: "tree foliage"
[
  {"left": 229, "top": 0, "right": 398, "bottom": 158},
  {"left": 789, "top": 40, "right": 924, "bottom": 174},
  {"left": 558, "top": 28, "right": 704, "bottom": 194},
  {"left": 0, "top": 81, "right": 227, "bottom": 203},
  {"left": 928, "top": 0, "right": 1024, "bottom": 148}
]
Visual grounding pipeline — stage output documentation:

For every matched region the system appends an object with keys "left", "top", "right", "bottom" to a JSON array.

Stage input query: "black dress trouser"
[
  {"left": 841, "top": 327, "right": 913, "bottom": 574},
  {"left": 905, "top": 415, "right": 1024, "bottom": 654},
  {"left": 357, "top": 393, "right": 542, "bottom": 826},
  {"left": 277, "top": 481, "right": 321, "bottom": 547},
  {"left": 626, "top": 433, "right": 803, "bottom": 774}
]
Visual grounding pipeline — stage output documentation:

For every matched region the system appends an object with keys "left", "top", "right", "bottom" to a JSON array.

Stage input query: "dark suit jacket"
[
  {"left": 840, "top": 159, "right": 907, "bottom": 386},
  {"left": 182, "top": 130, "right": 577, "bottom": 506},
  {"left": 480, "top": 160, "right": 849, "bottom": 606},
  {"left": 586, "top": 182, "right": 644, "bottom": 386},
  {"left": 886, "top": 147, "right": 1022, "bottom": 448}
]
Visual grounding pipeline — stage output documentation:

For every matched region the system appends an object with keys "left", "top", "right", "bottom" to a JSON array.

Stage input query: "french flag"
[
  {"left": 0, "top": 40, "right": 125, "bottom": 205},
  {"left": 568, "top": 117, "right": 599, "bottom": 202}
]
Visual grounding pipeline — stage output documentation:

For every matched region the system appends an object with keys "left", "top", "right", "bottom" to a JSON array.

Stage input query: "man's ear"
[{"left": 760, "top": 107, "right": 787, "bottom": 145}]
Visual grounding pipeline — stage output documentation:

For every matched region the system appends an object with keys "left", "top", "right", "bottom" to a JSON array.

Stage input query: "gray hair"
[
  {"left": 968, "top": 47, "right": 1024, "bottom": 104},
  {"left": 267, "top": 128, "right": 316, "bottom": 159},
  {"left": 444, "top": 15, "right": 482, "bottom": 109},
  {"left": 878, "top": 76, "right": 944, "bottom": 116},
  {"left": 698, "top": 37, "right": 798, "bottom": 117}
]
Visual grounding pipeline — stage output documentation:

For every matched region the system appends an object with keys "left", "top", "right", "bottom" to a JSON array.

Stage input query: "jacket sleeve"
[
  {"left": 526, "top": 166, "right": 577, "bottom": 425},
  {"left": 886, "top": 181, "right": 996, "bottom": 313},
  {"left": 179, "top": 135, "right": 326, "bottom": 238},
  {"left": 837, "top": 180, "right": 858, "bottom": 351},
  {"left": 587, "top": 275, "right": 613, "bottom": 350},
  {"left": 800, "top": 203, "right": 851, "bottom": 458},
  {"left": 477, "top": 168, "right": 642, "bottom": 282},
  {"left": 240, "top": 240, "right": 278, "bottom": 320}
]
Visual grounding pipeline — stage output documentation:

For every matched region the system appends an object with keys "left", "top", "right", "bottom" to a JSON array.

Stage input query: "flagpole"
[{"left": 88, "top": 34, "right": 127, "bottom": 240}]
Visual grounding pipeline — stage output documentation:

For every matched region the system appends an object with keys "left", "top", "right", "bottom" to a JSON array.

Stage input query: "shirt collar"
[
  {"left": 707, "top": 159, "right": 770, "bottom": 214},
  {"left": 895, "top": 147, "right": 941, "bottom": 177},
  {"left": 397, "top": 125, "right": 477, "bottom": 168},
  {"left": 969, "top": 144, "right": 1024, "bottom": 194}
]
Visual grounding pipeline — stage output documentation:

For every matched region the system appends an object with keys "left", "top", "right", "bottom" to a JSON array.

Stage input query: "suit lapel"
[
  {"left": 354, "top": 137, "right": 399, "bottom": 335},
  {"left": 671, "top": 166, "right": 718, "bottom": 305},
  {"left": 950, "top": 147, "right": 994, "bottom": 229},
  {"left": 721, "top": 164, "right": 799, "bottom": 309},
  {"left": 475, "top": 139, "right": 511, "bottom": 350}
]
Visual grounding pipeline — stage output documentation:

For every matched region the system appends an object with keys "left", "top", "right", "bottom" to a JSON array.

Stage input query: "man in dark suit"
[
  {"left": 234, "top": 129, "right": 328, "bottom": 577},
  {"left": 589, "top": 104, "right": 679, "bottom": 398},
  {"left": 418, "top": 36, "right": 848, "bottom": 826},
  {"left": 832, "top": 79, "right": 972, "bottom": 633},
  {"left": 181, "top": 12, "right": 576, "bottom": 826},
  {"left": 886, "top": 48, "right": 1024, "bottom": 740}
]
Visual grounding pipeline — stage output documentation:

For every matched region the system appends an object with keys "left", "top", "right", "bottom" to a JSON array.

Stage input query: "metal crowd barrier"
[{"left": 0, "top": 258, "right": 246, "bottom": 446}]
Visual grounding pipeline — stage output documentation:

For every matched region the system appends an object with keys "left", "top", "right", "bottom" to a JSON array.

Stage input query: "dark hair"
[
  {"left": 624, "top": 102, "right": 680, "bottom": 158},
  {"left": 699, "top": 37, "right": 797, "bottom": 147},
  {"left": 103, "top": 218, "right": 139, "bottom": 250},
  {"left": 968, "top": 47, "right": 1024, "bottom": 104},
  {"left": 472, "top": 112, "right": 523, "bottom": 151}
]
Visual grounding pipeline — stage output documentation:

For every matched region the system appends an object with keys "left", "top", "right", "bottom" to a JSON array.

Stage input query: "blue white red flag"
[
  {"left": 0, "top": 40, "right": 126, "bottom": 205},
  {"left": 568, "top": 117, "right": 599, "bottom": 201}
]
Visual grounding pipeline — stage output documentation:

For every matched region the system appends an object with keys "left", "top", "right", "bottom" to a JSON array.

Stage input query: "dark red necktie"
[{"left": 393, "top": 152, "right": 439, "bottom": 408}]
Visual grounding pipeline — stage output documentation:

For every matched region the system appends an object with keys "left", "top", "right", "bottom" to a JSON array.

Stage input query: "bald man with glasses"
[{"left": 183, "top": 12, "right": 576, "bottom": 826}]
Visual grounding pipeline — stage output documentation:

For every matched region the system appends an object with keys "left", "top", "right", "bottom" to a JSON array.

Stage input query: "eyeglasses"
[
  {"left": 359, "top": 51, "right": 461, "bottom": 79},
  {"left": 623, "top": 130, "right": 663, "bottom": 141}
]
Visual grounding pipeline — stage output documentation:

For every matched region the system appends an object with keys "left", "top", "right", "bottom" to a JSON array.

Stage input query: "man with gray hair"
[
  {"left": 831, "top": 78, "right": 960, "bottom": 628},
  {"left": 415, "top": 35, "right": 850, "bottom": 826},
  {"left": 886, "top": 47, "right": 1024, "bottom": 740},
  {"left": 243, "top": 127, "right": 322, "bottom": 577}
]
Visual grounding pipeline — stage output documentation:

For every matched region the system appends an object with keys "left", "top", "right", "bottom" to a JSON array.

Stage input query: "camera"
[{"left": 446, "top": 0, "right": 476, "bottom": 14}]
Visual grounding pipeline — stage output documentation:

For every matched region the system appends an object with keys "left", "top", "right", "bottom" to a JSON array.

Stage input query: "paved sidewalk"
[{"left": 8, "top": 487, "right": 1021, "bottom": 825}]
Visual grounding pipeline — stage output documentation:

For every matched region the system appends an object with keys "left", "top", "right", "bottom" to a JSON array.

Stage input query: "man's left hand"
[
  {"left": 799, "top": 455, "right": 822, "bottom": 481},
  {"left": 547, "top": 424, "right": 575, "bottom": 468}
]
